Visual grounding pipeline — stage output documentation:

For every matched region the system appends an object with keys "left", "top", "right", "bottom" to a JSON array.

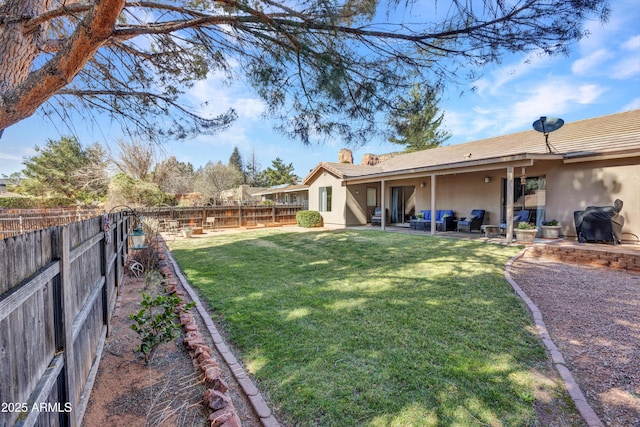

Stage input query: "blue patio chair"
[
  {"left": 457, "top": 209, "right": 485, "bottom": 233},
  {"left": 500, "top": 210, "right": 530, "bottom": 234}
]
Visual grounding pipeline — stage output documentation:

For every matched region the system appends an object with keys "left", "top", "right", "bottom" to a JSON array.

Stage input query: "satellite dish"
[{"left": 532, "top": 116, "right": 564, "bottom": 153}]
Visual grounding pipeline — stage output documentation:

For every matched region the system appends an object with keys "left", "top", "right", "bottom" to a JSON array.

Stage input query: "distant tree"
[
  {"left": 107, "top": 172, "right": 172, "bottom": 207},
  {"left": 0, "top": 171, "right": 23, "bottom": 189},
  {"left": 0, "top": 1, "right": 609, "bottom": 144},
  {"left": 151, "top": 156, "right": 195, "bottom": 194},
  {"left": 20, "top": 136, "right": 107, "bottom": 202},
  {"left": 387, "top": 83, "right": 451, "bottom": 152},
  {"left": 74, "top": 143, "right": 111, "bottom": 199},
  {"left": 245, "top": 149, "right": 268, "bottom": 187},
  {"left": 229, "top": 147, "right": 244, "bottom": 173},
  {"left": 111, "top": 139, "right": 157, "bottom": 181},
  {"left": 262, "top": 158, "right": 298, "bottom": 186},
  {"left": 193, "top": 161, "right": 244, "bottom": 201}
]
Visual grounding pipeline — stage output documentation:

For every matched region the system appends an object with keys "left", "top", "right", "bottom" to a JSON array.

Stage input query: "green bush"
[
  {"left": 296, "top": 210, "right": 323, "bottom": 227},
  {"left": 108, "top": 173, "right": 172, "bottom": 207}
]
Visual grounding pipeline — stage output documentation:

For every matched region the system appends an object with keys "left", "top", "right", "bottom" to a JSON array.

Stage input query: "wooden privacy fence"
[
  {"left": 0, "top": 213, "right": 131, "bottom": 427},
  {"left": 139, "top": 205, "right": 304, "bottom": 229},
  {"left": 0, "top": 205, "right": 303, "bottom": 240},
  {"left": 0, "top": 208, "right": 102, "bottom": 240}
]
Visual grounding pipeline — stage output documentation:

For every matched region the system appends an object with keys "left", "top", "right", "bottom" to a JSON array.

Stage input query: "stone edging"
[
  {"left": 160, "top": 241, "right": 281, "bottom": 427},
  {"left": 504, "top": 248, "right": 604, "bottom": 427}
]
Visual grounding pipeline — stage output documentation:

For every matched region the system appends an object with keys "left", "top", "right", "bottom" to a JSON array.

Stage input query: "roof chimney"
[{"left": 338, "top": 148, "right": 353, "bottom": 164}]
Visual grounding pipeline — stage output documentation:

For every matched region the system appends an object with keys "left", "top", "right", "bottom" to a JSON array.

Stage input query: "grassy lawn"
[{"left": 170, "top": 229, "right": 548, "bottom": 426}]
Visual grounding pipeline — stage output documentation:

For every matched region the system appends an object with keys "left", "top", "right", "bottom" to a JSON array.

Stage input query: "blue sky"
[{"left": 1, "top": 0, "right": 639, "bottom": 180}]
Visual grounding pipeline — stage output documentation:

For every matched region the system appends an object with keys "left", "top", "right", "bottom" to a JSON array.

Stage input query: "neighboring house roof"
[
  {"left": 304, "top": 109, "right": 640, "bottom": 184},
  {"left": 253, "top": 184, "right": 309, "bottom": 196}
]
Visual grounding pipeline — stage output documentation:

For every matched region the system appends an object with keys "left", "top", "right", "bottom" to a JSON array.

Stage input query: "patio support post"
[
  {"left": 381, "top": 179, "right": 386, "bottom": 231},
  {"left": 430, "top": 174, "right": 436, "bottom": 236},
  {"left": 506, "top": 166, "right": 514, "bottom": 243}
]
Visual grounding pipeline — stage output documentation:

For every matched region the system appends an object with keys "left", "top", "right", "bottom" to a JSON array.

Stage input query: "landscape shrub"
[
  {"left": 296, "top": 210, "right": 323, "bottom": 227},
  {"left": 129, "top": 293, "right": 194, "bottom": 364},
  {"left": 108, "top": 173, "right": 173, "bottom": 207}
]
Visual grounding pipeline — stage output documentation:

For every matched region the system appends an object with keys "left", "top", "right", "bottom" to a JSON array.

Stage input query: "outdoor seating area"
[
  {"left": 457, "top": 209, "right": 485, "bottom": 233},
  {"left": 410, "top": 209, "right": 455, "bottom": 231},
  {"left": 161, "top": 217, "right": 210, "bottom": 234},
  {"left": 371, "top": 207, "right": 389, "bottom": 226}
]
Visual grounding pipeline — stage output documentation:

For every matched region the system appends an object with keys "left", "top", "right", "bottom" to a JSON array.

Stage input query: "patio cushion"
[{"left": 436, "top": 210, "right": 454, "bottom": 221}]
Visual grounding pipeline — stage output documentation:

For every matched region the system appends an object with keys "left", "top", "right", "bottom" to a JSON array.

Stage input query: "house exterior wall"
[
  {"left": 308, "top": 171, "right": 347, "bottom": 226},
  {"left": 306, "top": 157, "right": 639, "bottom": 239},
  {"left": 345, "top": 184, "right": 370, "bottom": 225},
  {"left": 545, "top": 157, "right": 640, "bottom": 239}
]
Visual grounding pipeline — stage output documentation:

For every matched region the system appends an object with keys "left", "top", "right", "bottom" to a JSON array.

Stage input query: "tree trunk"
[
  {"left": 0, "top": 0, "right": 51, "bottom": 91},
  {"left": 0, "top": 0, "right": 125, "bottom": 131}
]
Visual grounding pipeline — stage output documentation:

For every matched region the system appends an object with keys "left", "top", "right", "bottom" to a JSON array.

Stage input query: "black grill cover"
[{"left": 574, "top": 201, "right": 624, "bottom": 244}]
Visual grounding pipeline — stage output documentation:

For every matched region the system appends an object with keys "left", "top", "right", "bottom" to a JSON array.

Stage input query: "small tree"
[
  {"left": 107, "top": 173, "right": 172, "bottom": 207},
  {"left": 111, "top": 139, "right": 157, "bottom": 181},
  {"left": 151, "top": 156, "right": 196, "bottom": 194},
  {"left": 129, "top": 293, "right": 194, "bottom": 364},
  {"left": 229, "top": 147, "right": 244, "bottom": 175},
  {"left": 193, "top": 161, "right": 245, "bottom": 202},
  {"left": 262, "top": 157, "right": 299, "bottom": 186},
  {"left": 387, "top": 83, "right": 451, "bottom": 152},
  {"left": 20, "top": 136, "right": 108, "bottom": 202}
]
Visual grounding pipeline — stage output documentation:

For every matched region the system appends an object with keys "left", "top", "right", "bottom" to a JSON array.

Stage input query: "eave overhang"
[{"left": 341, "top": 153, "right": 564, "bottom": 185}]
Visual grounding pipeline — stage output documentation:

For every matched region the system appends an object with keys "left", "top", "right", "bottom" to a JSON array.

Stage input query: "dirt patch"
[{"left": 82, "top": 274, "right": 261, "bottom": 427}]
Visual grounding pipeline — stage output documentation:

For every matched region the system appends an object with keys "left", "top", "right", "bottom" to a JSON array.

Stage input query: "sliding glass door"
[
  {"left": 502, "top": 176, "right": 546, "bottom": 225},
  {"left": 391, "top": 186, "right": 416, "bottom": 223}
]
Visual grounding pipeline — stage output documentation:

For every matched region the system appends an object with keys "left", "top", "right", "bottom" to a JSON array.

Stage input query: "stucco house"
[
  {"left": 303, "top": 109, "right": 640, "bottom": 242},
  {"left": 254, "top": 184, "right": 309, "bottom": 208}
]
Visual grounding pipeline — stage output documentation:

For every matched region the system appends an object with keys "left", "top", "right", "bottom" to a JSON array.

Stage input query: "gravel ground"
[{"left": 509, "top": 250, "right": 640, "bottom": 427}]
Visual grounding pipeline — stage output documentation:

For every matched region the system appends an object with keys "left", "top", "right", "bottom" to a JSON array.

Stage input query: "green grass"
[{"left": 171, "top": 229, "right": 547, "bottom": 426}]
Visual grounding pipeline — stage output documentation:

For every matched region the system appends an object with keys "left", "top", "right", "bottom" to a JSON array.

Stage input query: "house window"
[
  {"left": 319, "top": 186, "right": 332, "bottom": 212},
  {"left": 367, "top": 188, "right": 377, "bottom": 207}
]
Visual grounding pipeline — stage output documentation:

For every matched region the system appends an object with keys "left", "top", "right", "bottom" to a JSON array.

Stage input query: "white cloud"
[
  {"left": 506, "top": 80, "right": 605, "bottom": 130},
  {"left": 623, "top": 97, "right": 640, "bottom": 111},
  {"left": 622, "top": 35, "right": 640, "bottom": 51},
  {"left": 186, "top": 70, "right": 266, "bottom": 122},
  {"left": 610, "top": 56, "right": 640, "bottom": 79},
  {"left": 571, "top": 49, "right": 613, "bottom": 75},
  {"left": 0, "top": 152, "right": 22, "bottom": 161},
  {"left": 476, "top": 52, "right": 556, "bottom": 95}
]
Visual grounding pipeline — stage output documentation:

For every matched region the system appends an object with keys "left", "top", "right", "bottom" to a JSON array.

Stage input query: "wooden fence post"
[
  {"left": 101, "top": 216, "right": 111, "bottom": 336},
  {"left": 55, "top": 226, "right": 78, "bottom": 427}
]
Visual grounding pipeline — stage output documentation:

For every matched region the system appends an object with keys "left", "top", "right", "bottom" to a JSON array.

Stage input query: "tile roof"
[
  {"left": 378, "top": 109, "right": 640, "bottom": 172},
  {"left": 303, "top": 109, "right": 640, "bottom": 183}
]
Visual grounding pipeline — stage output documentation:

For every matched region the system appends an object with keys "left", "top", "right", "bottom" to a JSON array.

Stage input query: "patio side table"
[{"left": 483, "top": 225, "right": 500, "bottom": 238}]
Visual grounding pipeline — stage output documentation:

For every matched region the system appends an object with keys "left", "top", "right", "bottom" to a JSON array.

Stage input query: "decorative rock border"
[
  {"left": 154, "top": 242, "right": 243, "bottom": 427},
  {"left": 156, "top": 238, "right": 281, "bottom": 427},
  {"left": 505, "top": 248, "right": 604, "bottom": 427}
]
